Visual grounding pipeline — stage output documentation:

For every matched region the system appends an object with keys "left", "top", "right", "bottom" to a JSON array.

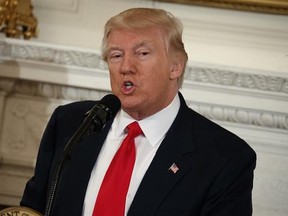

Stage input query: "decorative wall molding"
[
  {"left": 1, "top": 39, "right": 287, "bottom": 96},
  {"left": 0, "top": 39, "right": 105, "bottom": 70},
  {"left": 0, "top": 78, "right": 109, "bottom": 101},
  {"left": 0, "top": 39, "right": 287, "bottom": 133},
  {"left": 0, "top": 77, "right": 286, "bottom": 133},
  {"left": 188, "top": 101, "right": 288, "bottom": 131},
  {"left": 185, "top": 65, "right": 288, "bottom": 95}
]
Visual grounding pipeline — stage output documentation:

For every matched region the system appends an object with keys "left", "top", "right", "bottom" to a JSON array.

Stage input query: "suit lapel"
[{"left": 128, "top": 95, "right": 196, "bottom": 216}]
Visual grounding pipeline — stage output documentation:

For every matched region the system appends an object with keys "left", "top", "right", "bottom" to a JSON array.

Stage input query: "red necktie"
[{"left": 92, "top": 121, "right": 142, "bottom": 216}]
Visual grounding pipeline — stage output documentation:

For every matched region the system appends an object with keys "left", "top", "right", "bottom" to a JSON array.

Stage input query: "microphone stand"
[{"left": 44, "top": 104, "right": 111, "bottom": 216}]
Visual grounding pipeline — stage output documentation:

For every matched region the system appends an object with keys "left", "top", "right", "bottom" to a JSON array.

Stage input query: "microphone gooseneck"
[{"left": 44, "top": 94, "right": 121, "bottom": 216}]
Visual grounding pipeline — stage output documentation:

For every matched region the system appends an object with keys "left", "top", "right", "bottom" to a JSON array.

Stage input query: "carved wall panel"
[{"left": 0, "top": 97, "right": 59, "bottom": 166}]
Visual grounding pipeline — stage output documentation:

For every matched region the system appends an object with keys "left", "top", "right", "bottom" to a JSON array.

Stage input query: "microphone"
[
  {"left": 45, "top": 94, "right": 121, "bottom": 216},
  {"left": 84, "top": 94, "right": 121, "bottom": 134}
]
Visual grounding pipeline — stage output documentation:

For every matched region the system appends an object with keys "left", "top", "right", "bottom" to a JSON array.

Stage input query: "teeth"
[{"left": 124, "top": 81, "right": 133, "bottom": 89}]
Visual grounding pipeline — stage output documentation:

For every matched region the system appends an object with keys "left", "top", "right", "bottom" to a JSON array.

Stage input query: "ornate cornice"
[
  {"left": 188, "top": 101, "right": 288, "bottom": 131},
  {"left": 0, "top": 39, "right": 107, "bottom": 70},
  {"left": 185, "top": 66, "right": 288, "bottom": 95},
  {"left": 0, "top": 39, "right": 287, "bottom": 96}
]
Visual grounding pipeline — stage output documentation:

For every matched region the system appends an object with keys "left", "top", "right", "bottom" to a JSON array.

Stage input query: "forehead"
[{"left": 107, "top": 27, "right": 167, "bottom": 49}]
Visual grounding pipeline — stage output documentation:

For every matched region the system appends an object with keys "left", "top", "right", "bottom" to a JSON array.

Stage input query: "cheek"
[
  {"left": 108, "top": 65, "right": 120, "bottom": 79},
  {"left": 142, "top": 72, "right": 169, "bottom": 93},
  {"left": 149, "top": 65, "right": 171, "bottom": 83},
  {"left": 109, "top": 70, "right": 120, "bottom": 89}
]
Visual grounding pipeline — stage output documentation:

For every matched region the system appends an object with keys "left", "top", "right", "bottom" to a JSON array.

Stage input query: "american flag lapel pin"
[{"left": 168, "top": 163, "right": 179, "bottom": 174}]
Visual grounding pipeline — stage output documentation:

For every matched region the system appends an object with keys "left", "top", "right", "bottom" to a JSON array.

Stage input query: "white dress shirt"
[{"left": 82, "top": 94, "right": 180, "bottom": 215}]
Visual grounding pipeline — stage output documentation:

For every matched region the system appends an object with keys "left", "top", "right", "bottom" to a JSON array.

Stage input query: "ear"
[{"left": 169, "top": 56, "right": 184, "bottom": 80}]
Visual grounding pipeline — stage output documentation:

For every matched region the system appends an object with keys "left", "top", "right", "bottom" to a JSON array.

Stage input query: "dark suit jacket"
[{"left": 21, "top": 93, "right": 256, "bottom": 216}]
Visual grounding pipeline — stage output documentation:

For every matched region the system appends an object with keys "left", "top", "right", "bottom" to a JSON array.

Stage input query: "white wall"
[
  {"left": 31, "top": 0, "right": 288, "bottom": 73},
  {"left": 0, "top": 0, "right": 288, "bottom": 215}
]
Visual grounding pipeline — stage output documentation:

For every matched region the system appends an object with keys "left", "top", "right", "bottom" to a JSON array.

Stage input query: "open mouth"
[{"left": 124, "top": 81, "right": 134, "bottom": 89}]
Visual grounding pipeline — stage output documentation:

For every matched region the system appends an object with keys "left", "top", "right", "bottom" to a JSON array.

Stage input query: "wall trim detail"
[
  {"left": 1, "top": 38, "right": 287, "bottom": 132},
  {"left": 1, "top": 38, "right": 287, "bottom": 96},
  {"left": 0, "top": 78, "right": 286, "bottom": 132},
  {"left": 185, "top": 65, "right": 288, "bottom": 95}
]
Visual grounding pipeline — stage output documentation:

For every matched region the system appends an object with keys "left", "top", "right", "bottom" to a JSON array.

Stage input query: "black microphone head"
[
  {"left": 84, "top": 94, "right": 121, "bottom": 134},
  {"left": 100, "top": 94, "right": 121, "bottom": 117}
]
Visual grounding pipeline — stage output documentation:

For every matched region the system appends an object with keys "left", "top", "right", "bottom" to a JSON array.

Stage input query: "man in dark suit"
[{"left": 20, "top": 8, "right": 256, "bottom": 216}]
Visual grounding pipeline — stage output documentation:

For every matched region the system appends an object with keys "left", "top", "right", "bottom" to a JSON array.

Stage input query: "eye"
[
  {"left": 139, "top": 51, "right": 149, "bottom": 56},
  {"left": 136, "top": 49, "right": 150, "bottom": 58},
  {"left": 109, "top": 51, "right": 123, "bottom": 62},
  {"left": 111, "top": 53, "right": 123, "bottom": 59}
]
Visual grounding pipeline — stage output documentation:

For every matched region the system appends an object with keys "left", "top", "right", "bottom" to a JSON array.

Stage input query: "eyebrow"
[
  {"left": 135, "top": 40, "right": 154, "bottom": 49},
  {"left": 107, "top": 40, "right": 154, "bottom": 53},
  {"left": 106, "top": 47, "right": 123, "bottom": 54}
]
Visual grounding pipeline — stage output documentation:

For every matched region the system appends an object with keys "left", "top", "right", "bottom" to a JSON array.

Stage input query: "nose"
[{"left": 120, "top": 55, "right": 136, "bottom": 75}]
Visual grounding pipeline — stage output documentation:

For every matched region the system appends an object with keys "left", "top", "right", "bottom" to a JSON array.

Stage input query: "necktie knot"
[{"left": 126, "top": 121, "right": 142, "bottom": 139}]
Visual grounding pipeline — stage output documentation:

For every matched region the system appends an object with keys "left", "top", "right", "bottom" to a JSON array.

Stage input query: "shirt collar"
[{"left": 114, "top": 94, "right": 180, "bottom": 147}]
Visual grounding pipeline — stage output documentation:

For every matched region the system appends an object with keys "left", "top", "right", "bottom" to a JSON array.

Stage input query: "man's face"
[{"left": 106, "top": 27, "right": 182, "bottom": 120}]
